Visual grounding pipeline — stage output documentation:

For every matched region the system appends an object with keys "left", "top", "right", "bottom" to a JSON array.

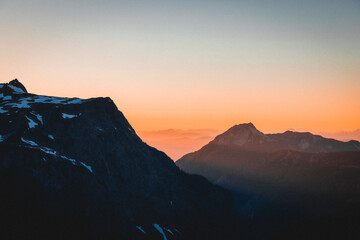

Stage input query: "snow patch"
[
  {"left": 48, "top": 135, "right": 55, "bottom": 140},
  {"left": 31, "top": 112, "right": 43, "bottom": 124},
  {"left": 60, "top": 155, "right": 76, "bottom": 164},
  {"left": 32, "top": 96, "right": 83, "bottom": 105},
  {"left": 0, "top": 93, "right": 10, "bottom": 100},
  {"left": 21, "top": 138, "right": 92, "bottom": 173},
  {"left": 62, "top": 113, "right": 77, "bottom": 119},
  {"left": 8, "top": 84, "right": 25, "bottom": 94},
  {"left": 0, "top": 135, "right": 3, "bottom": 142},
  {"left": 136, "top": 226, "right": 146, "bottom": 234},
  {"left": 26, "top": 116, "right": 38, "bottom": 128},
  {"left": 80, "top": 162, "right": 93, "bottom": 173},
  {"left": 3, "top": 95, "right": 84, "bottom": 111},
  {"left": 5, "top": 97, "right": 32, "bottom": 109},
  {"left": 66, "top": 98, "right": 83, "bottom": 104},
  {"left": 39, "top": 146, "right": 57, "bottom": 156},
  {"left": 153, "top": 224, "right": 167, "bottom": 240},
  {"left": 0, "top": 107, "right": 7, "bottom": 113},
  {"left": 165, "top": 228, "right": 174, "bottom": 235},
  {"left": 21, "top": 137, "right": 38, "bottom": 146}
]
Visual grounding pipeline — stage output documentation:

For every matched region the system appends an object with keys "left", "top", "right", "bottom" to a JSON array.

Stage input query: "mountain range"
[
  {"left": 208, "top": 122, "right": 360, "bottom": 153},
  {"left": 0, "top": 79, "right": 241, "bottom": 240},
  {"left": 177, "top": 123, "right": 360, "bottom": 239}
]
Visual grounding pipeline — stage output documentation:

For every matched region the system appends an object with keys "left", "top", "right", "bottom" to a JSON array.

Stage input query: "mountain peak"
[
  {"left": 211, "top": 122, "right": 265, "bottom": 146},
  {"left": 227, "top": 122, "right": 262, "bottom": 135},
  {"left": 233, "top": 122, "right": 256, "bottom": 129},
  {"left": 1, "top": 79, "right": 27, "bottom": 94},
  {"left": 9, "top": 79, "right": 27, "bottom": 93}
]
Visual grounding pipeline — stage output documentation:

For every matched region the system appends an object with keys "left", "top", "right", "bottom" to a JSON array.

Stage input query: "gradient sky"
[{"left": 1, "top": 0, "right": 360, "bottom": 133}]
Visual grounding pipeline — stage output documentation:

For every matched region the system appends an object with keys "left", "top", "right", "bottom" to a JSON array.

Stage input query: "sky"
[{"left": 1, "top": 0, "right": 360, "bottom": 135}]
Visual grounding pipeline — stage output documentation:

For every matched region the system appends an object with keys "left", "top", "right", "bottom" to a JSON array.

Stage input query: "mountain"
[
  {"left": 0, "top": 79, "right": 241, "bottom": 240},
  {"left": 210, "top": 123, "right": 360, "bottom": 153},
  {"left": 177, "top": 123, "right": 360, "bottom": 239}
]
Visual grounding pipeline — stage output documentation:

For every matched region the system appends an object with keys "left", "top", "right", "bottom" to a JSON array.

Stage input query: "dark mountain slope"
[{"left": 0, "top": 79, "right": 241, "bottom": 240}]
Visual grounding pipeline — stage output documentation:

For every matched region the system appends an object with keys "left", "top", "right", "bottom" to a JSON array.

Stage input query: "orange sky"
[
  {"left": 2, "top": 64, "right": 360, "bottom": 134},
  {"left": 1, "top": 0, "right": 360, "bottom": 134}
]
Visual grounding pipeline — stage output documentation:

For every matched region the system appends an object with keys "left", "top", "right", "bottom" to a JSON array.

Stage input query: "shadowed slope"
[{"left": 0, "top": 80, "right": 241, "bottom": 240}]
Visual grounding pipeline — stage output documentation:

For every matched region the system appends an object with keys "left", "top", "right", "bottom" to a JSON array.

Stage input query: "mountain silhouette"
[
  {"left": 177, "top": 123, "right": 360, "bottom": 239},
  {"left": 209, "top": 123, "right": 360, "bottom": 153},
  {"left": 0, "top": 79, "right": 241, "bottom": 240}
]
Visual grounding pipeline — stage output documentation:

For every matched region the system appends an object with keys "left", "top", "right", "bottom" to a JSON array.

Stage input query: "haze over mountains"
[
  {"left": 319, "top": 129, "right": 360, "bottom": 142},
  {"left": 138, "top": 126, "right": 360, "bottom": 161},
  {"left": 138, "top": 129, "right": 222, "bottom": 160},
  {"left": 0, "top": 80, "right": 241, "bottom": 239},
  {"left": 177, "top": 123, "right": 360, "bottom": 239}
]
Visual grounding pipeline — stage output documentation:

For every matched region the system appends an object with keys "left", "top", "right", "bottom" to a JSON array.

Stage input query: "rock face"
[
  {"left": 177, "top": 123, "right": 360, "bottom": 239},
  {"left": 0, "top": 80, "right": 240, "bottom": 240}
]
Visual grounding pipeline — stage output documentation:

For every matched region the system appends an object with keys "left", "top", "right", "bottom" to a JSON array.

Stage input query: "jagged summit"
[
  {"left": 9, "top": 78, "right": 27, "bottom": 93},
  {"left": 0, "top": 79, "right": 27, "bottom": 95}
]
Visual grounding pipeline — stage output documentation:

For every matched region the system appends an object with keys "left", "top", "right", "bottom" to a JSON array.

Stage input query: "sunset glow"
[{"left": 1, "top": 0, "right": 359, "bottom": 134}]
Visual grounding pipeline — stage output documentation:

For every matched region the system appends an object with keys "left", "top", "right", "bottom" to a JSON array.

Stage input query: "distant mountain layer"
[
  {"left": 177, "top": 123, "right": 360, "bottom": 239},
  {"left": 209, "top": 123, "right": 360, "bottom": 153},
  {"left": 318, "top": 129, "right": 360, "bottom": 142},
  {"left": 0, "top": 79, "right": 240, "bottom": 240},
  {"left": 178, "top": 123, "right": 360, "bottom": 198},
  {"left": 138, "top": 126, "right": 360, "bottom": 161},
  {"left": 138, "top": 129, "right": 222, "bottom": 160}
]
